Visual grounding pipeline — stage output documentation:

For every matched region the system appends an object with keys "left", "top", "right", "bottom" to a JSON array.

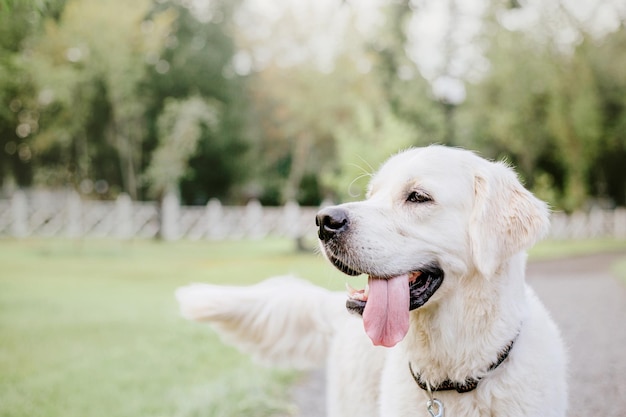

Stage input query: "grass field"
[
  {"left": 1, "top": 237, "right": 626, "bottom": 417},
  {"left": 0, "top": 238, "right": 353, "bottom": 417}
]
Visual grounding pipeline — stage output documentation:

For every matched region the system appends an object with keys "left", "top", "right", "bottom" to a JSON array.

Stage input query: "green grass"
[
  {"left": 529, "top": 238, "right": 626, "bottom": 260},
  {"left": 0, "top": 238, "right": 354, "bottom": 417},
  {"left": 1, "top": 237, "right": 625, "bottom": 417}
]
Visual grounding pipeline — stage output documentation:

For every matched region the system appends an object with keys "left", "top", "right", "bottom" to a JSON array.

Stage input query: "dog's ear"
[{"left": 469, "top": 161, "right": 550, "bottom": 278}]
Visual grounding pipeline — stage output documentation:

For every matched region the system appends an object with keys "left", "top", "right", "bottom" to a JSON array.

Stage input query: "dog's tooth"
[
  {"left": 408, "top": 271, "right": 422, "bottom": 282},
  {"left": 364, "top": 283, "right": 370, "bottom": 299},
  {"left": 346, "top": 283, "right": 369, "bottom": 301}
]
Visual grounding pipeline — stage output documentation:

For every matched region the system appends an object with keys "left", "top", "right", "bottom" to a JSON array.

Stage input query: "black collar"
[{"left": 408, "top": 334, "right": 518, "bottom": 394}]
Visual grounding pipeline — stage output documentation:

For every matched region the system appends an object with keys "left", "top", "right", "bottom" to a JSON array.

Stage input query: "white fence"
[
  {"left": 1, "top": 190, "right": 626, "bottom": 241},
  {"left": 0, "top": 190, "right": 318, "bottom": 240}
]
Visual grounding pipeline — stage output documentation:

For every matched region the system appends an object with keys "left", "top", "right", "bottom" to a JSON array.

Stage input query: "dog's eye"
[{"left": 406, "top": 191, "right": 432, "bottom": 204}]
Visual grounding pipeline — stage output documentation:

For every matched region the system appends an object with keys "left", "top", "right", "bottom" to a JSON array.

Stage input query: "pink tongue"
[{"left": 363, "top": 274, "right": 410, "bottom": 347}]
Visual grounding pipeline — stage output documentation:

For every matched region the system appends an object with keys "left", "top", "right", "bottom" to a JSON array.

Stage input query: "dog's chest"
[{"left": 378, "top": 350, "right": 487, "bottom": 417}]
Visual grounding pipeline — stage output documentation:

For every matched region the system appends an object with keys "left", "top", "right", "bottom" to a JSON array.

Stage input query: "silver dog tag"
[{"left": 426, "top": 399, "right": 444, "bottom": 417}]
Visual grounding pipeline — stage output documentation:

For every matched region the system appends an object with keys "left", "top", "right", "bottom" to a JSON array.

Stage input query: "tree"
[
  {"left": 546, "top": 38, "right": 603, "bottom": 210},
  {"left": 369, "top": 0, "right": 447, "bottom": 143},
  {"left": 240, "top": 1, "right": 448, "bottom": 205},
  {"left": 457, "top": 0, "right": 621, "bottom": 211},
  {"left": 585, "top": 24, "right": 626, "bottom": 206},
  {"left": 457, "top": 27, "right": 557, "bottom": 184},
  {"left": 17, "top": 0, "right": 170, "bottom": 198},
  {"left": 142, "top": 0, "right": 250, "bottom": 204},
  {"left": 0, "top": 0, "right": 66, "bottom": 189},
  {"left": 144, "top": 96, "right": 219, "bottom": 198},
  {"left": 3, "top": 0, "right": 250, "bottom": 203},
  {"left": 246, "top": 62, "right": 364, "bottom": 204}
]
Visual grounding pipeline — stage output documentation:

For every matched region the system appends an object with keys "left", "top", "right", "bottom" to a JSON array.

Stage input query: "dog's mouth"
[{"left": 327, "top": 254, "right": 444, "bottom": 348}]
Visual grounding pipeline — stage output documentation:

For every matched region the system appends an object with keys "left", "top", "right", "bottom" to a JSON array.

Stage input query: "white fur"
[{"left": 176, "top": 145, "right": 567, "bottom": 417}]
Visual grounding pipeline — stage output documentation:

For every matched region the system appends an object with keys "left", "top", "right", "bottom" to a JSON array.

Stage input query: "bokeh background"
[{"left": 1, "top": 0, "right": 626, "bottom": 211}]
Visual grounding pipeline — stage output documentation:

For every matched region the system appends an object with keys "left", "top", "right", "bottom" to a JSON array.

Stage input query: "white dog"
[{"left": 176, "top": 145, "right": 567, "bottom": 417}]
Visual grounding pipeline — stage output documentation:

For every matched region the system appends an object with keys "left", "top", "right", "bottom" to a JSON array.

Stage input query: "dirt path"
[
  {"left": 291, "top": 251, "right": 626, "bottom": 417},
  {"left": 527, "top": 251, "right": 626, "bottom": 417}
]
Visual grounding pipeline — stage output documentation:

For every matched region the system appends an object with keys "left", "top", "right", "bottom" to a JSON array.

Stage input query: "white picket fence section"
[
  {"left": 0, "top": 190, "right": 318, "bottom": 240},
  {"left": 1, "top": 189, "right": 625, "bottom": 241}
]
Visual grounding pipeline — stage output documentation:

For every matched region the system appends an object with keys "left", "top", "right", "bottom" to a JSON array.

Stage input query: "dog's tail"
[{"left": 175, "top": 276, "right": 345, "bottom": 370}]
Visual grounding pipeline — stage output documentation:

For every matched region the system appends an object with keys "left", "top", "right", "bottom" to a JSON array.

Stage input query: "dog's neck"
[{"left": 402, "top": 252, "right": 528, "bottom": 387}]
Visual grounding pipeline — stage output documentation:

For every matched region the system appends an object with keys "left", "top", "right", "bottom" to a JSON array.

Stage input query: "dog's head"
[{"left": 316, "top": 145, "right": 549, "bottom": 347}]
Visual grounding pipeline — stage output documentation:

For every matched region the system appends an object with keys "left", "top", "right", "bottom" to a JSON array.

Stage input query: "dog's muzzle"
[{"left": 315, "top": 205, "right": 445, "bottom": 347}]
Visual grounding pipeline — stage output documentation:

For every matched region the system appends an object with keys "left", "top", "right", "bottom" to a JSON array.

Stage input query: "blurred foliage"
[
  {"left": 144, "top": 96, "right": 220, "bottom": 198},
  {"left": 142, "top": 0, "right": 249, "bottom": 205},
  {"left": 459, "top": 4, "right": 626, "bottom": 210},
  {"left": 0, "top": 0, "right": 625, "bottom": 210}
]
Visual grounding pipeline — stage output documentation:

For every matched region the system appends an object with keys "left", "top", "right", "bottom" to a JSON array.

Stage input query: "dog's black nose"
[{"left": 316, "top": 207, "right": 349, "bottom": 241}]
